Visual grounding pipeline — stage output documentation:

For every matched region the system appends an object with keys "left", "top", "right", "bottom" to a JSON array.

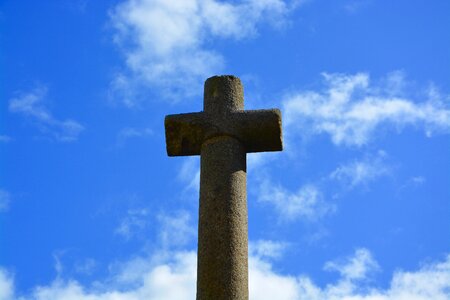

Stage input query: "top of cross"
[{"left": 165, "top": 75, "right": 283, "bottom": 156}]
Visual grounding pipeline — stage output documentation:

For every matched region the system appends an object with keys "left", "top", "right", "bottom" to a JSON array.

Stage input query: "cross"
[{"left": 165, "top": 75, "right": 283, "bottom": 300}]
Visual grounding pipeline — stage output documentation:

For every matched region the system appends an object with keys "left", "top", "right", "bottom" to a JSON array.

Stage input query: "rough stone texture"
[
  {"left": 198, "top": 135, "right": 247, "bottom": 299},
  {"left": 165, "top": 110, "right": 282, "bottom": 156},
  {"left": 164, "top": 75, "right": 283, "bottom": 300}
]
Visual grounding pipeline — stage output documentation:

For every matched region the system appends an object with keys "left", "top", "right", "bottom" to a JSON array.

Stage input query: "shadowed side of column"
[{"left": 197, "top": 135, "right": 248, "bottom": 300}]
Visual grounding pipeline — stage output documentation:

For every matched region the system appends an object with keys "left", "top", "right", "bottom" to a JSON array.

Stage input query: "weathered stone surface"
[
  {"left": 164, "top": 75, "right": 283, "bottom": 300},
  {"left": 165, "top": 109, "right": 282, "bottom": 156},
  {"left": 198, "top": 135, "right": 247, "bottom": 299}
]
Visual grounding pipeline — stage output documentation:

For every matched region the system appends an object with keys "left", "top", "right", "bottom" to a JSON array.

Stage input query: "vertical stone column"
[
  {"left": 165, "top": 75, "right": 282, "bottom": 299},
  {"left": 196, "top": 76, "right": 249, "bottom": 300}
]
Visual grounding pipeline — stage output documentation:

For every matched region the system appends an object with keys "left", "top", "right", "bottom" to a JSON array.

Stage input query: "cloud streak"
[
  {"left": 116, "top": 127, "right": 153, "bottom": 146},
  {"left": 8, "top": 86, "right": 84, "bottom": 142},
  {"left": 177, "top": 157, "right": 200, "bottom": 193},
  {"left": 0, "top": 189, "right": 11, "bottom": 213},
  {"left": 0, "top": 135, "right": 12, "bottom": 143},
  {"left": 330, "top": 150, "right": 390, "bottom": 188},
  {"left": 258, "top": 179, "right": 335, "bottom": 222},
  {"left": 115, "top": 208, "right": 150, "bottom": 240},
  {"left": 158, "top": 211, "right": 196, "bottom": 249}
]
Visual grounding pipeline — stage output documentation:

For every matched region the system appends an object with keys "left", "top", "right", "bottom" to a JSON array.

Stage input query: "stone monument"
[{"left": 165, "top": 75, "right": 283, "bottom": 300}]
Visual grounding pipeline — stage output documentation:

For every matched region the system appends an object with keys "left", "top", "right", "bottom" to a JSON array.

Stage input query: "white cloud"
[
  {"left": 283, "top": 72, "right": 450, "bottom": 146},
  {"left": 250, "top": 240, "right": 288, "bottom": 260},
  {"left": 258, "top": 179, "right": 334, "bottom": 222},
  {"left": 115, "top": 208, "right": 196, "bottom": 247},
  {"left": 26, "top": 251, "right": 197, "bottom": 300},
  {"left": 312, "top": 251, "right": 450, "bottom": 300},
  {"left": 0, "top": 189, "right": 11, "bottom": 212},
  {"left": 8, "top": 86, "right": 84, "bottom": 142},
  {"left": 249, "top": 255, "right": 303, "bottom": 300},
  {"left": 330, "top": 150, "right": 390, "bottom": 188},
  {"left": 324, "top": 248, "right": 379, "bottom": 281},
  {"left": 2, "top": 248, "right": 450, "bottom": 300},
  {"left": 110, "top": 0, "right": 293, "bottom": 104},
  {"left": 0, "top": 268, "right": 14, "bottom": 300}
]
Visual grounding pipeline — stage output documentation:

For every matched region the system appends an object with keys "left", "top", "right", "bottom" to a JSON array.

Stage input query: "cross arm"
[
  {"left": 165, "top": 109, "right": 283, "bottom": 156},
  {"left": 232, "top": 109, "right": 283, "bottom": 153},
  {"left": 164, "top": 110, "right": 249, "bottom": 156},
  {"left": 165, "top": 112, "right": 206, "bottom": 156}
]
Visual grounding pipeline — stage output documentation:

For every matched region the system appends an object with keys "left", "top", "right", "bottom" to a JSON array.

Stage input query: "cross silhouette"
[{"left": 165, "top": 75, "right": 283, "bottom": 300}]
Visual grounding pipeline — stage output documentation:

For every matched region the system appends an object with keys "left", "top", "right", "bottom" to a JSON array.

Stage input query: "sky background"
[{"left": 1, "top": 0, "right": 450, "bottom": 299}]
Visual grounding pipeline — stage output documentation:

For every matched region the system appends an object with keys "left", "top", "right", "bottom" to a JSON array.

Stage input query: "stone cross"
[{"left": 165, "top": 75, "right": 283, "bottom": 300}]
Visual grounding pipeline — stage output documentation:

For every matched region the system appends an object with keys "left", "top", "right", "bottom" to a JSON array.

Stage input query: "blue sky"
[{"left": 1, "top": 0, "right": 450, "bottom": 299}]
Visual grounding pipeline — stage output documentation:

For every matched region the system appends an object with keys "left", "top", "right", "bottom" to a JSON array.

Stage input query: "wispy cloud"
[
  {"left": 115, "top": 208, "right": 149, "bottom": 240},
  {"left": 116, "top": 127, "right": 153, "bottom": 146},
  {"left": 177, "top": 157, "right": 200, "bottom": 193},
  {"left": 0, "top": 135, "right": 12, "bottom": 143},
  {"left": 396, "top": 175, "right": 427, "bottom": 196},
  {"left": 8, "top": 86, "right": 84, "bottom": 142},
  {"left": 258, "top": 179, "right": 335, "bottom": 222},
  {"left": 115, "top": 208, "right": 196, "bottom": 247},
  {"left": 0, "top": 268, "right": 14, "bottom": 300},
  {"left": 158, "top": 211, "right": 196, "bottom": 249},
  {"left": 2, "top": 248, "right": 449, "bottom": 300},
  {"left": 63, "top": 0, "right": 89, "bottom": 14},
  {"left": 324, "top": 248, "right": 379, "bottom": 281},
  {"left": 250, "top": 240, "right": 288, "bottom": 260},
  {"left": 109, "top": 0, "right": 294, "bottom": 105},
  {"left": 344, "top": 0, "right": 372, "bottom": 14},
  {"left": 52, "top": 251, "right": 67, "bottom": 279},
  {"left": 255, "top": 151, "right": 391, "bottom": 222},
  {"left": 411, "top": 176, "right": 426, "bottom": 185},
  {"left": 0, "top": 189, "right": 11, "bottom": 212},
  {"left": 283, "top": 72, "right": 450, "bottom": 146},
  {"left": 330, "top": 150, "right": 390, "bottom": 188},
  {"left": 74, "top": 258, "right": 97, "bottom": 276}
]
